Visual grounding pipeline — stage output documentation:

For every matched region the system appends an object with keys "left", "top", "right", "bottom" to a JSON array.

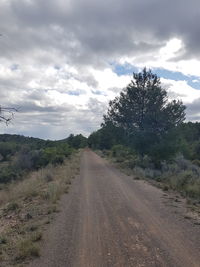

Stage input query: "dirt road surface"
[{"left": 29, "top": 150, "right": 200, "bottom": 267}]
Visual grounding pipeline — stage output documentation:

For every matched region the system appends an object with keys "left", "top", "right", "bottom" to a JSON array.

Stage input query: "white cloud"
[
  {"left": 160, "top": 78, "right": 200, "bottom": 121},
  {"left": 1, "top": 0, "right": 200, "bottom": 138},
  {"left": 161, "top": 78, "right": 200, "bottom": 103},
  {"left": 159, "top": 38, "right": 183, "bottom": 61}
]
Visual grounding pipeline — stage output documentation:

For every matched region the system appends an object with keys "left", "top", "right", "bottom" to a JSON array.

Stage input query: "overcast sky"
[{"left": 1, "top": 0, "right": 200, "bottom": 139}]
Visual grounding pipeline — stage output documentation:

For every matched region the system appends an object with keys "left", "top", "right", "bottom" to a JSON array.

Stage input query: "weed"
[
  {"left": 31, "top": 232, "right": 42, "bottom": 242},
  {"left": 5, "top": 201, "right": 19, "bottom": 212},
  {"left": 16, "top": 239, "right": 40, "bottom": 260},
  {"left": 42, "top": 182, "right": 61, "bottom": 203},
  {"left": 184, "top": 182, "right": 200, "bottom": 198}
]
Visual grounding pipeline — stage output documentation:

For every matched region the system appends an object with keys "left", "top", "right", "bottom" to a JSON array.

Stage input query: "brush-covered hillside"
[{"left": 0, "top": 133, "right": 87, "bottom": 184}]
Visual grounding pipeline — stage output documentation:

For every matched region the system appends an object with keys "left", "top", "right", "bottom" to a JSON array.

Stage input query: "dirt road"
[{"left": 29, "top": 150, "right": 200, "bottom": 267}]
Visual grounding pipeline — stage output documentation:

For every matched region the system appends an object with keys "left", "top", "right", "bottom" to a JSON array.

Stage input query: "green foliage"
[
  {"left": 103, "top": 68, "right": 186, "bottom": 159},
  {"left": 192, "top": 159, "right": 200, "bottom": 167},
  {"left": 110, "top": 145, "right": 139, "bottom": 168},
  {"left": 111, "top": 145, "right": 130, "bottom": 159},
  {"left": 5, "top": 201, "right": 20, "bottom": 212},
  {"left": 0, "top": 133, "right": 86, "bottom": 184},
  {"left": 67, "top": 134, "right": 87, "bottom": 149},
  {"left": 88, "top": 123, "right": 125, "bottom": 150},
  {"left": 147, "top": 130, "right": 182, "bottom": 167},
  {"left": 52, "top": 155, "right": 64, "bottom": 165},
  {"left": 0, "top": 142, "right": 18, "bottom": 161},
  {"left": 88, "top": 131, "right": 101, "bottom": 149},
  {"left": 87, "top": 69, "right": 189, "bottom": 166},
  {"left": 0, "top": 166, "right": 19, "bottom": 183},
  {"left": 87, "top": 69, "right": 200, "bottom": 200},
  {"left": 178, "top": 122, "right": 200, "bottom": 160},
  {"left": 13, "top": 145, "right": 72, "bottom": 171},
  {"left": 119, "top": 153, "right": 200, "bottom": 199},
  {"left": 166, "top": 170, "right": 200, "bottom": 199}
]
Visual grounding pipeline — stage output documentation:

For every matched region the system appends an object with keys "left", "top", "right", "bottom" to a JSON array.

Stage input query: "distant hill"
[{"left": 0, "top": 133, "right": 88, "bottom": 149}]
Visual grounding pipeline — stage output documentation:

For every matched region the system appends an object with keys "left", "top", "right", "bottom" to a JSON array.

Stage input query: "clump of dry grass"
[
  {"left": 41, "top": 182, "right": 62, "bottom": 203},
  {"left": 15, "top": 238, "right": 40, "bottom": 261}
]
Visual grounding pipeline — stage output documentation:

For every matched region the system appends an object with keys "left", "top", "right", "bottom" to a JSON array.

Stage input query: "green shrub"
[
  {"left": 0, "top": 166, "right": 19, "bottom": 183},
  {"left": 0, "top": 142, "right": 18, "bottom": 161},
  {"left": 52, "top": 155, "right": 64, "bottom": 165},
  {"left": 5, "top": 201, "right": 20, "bottom": 212},
  {"left": 111, "top": 145, "right": 137, "bottom": 163},
  {"left": 111, "top": 145, "right": 127, "bottom": 157},
  {"left": 14, "top": 150, "right": 33, "bottom": 170},
  {"left": 192, "top": 159, "right": 200, "bottom": 167},
  {"left": 139, "top": 155, "right": 153, "bottom": 169},
  {"left": 120, "top": 155, "right": 139, "bottom": 169},
  {"left": 184, "top": 182, "right": 200, "bottom": 198}
]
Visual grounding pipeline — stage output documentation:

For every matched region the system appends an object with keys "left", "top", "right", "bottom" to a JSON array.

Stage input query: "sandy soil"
[{"left": 29, "top": 150, "right": 200, "bottom": 267}]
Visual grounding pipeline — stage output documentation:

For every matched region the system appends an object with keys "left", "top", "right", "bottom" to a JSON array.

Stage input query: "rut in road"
[{"left": 29, "top": 150, "right": 200, "bottom": 267}]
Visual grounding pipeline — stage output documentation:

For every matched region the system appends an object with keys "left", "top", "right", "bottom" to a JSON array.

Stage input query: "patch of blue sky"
[
  {"left": 91, "top": 90, "right": 106, "bottom": 96},
  {"left": 154, "top": 68, "right": 187, "bottom": 81},
  {"left": 111, "top": 62, "right": 200, "bottom": 90},
  {"left": 187, "top": 81, "right": 200, "bottom": 90},
  {"left": 153, "top": 68, "right": 200, "bottom": 90},
  {"left": 67, "top": 90, "right": 82, "bottom": 96},
  {"left": 110, "top": 62, "right": 138, "bottom": 76}
]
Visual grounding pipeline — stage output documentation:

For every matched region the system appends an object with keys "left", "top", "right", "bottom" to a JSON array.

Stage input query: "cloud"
[
  {"left": 1, "top": 97, "right": 106, "bottom": 139},
  {"left": 160, "top": 78, "right": 200, "bottom": 122},
  {"left": 161, "top": 78, "right": 200, "bottom": 103},
  {"left": 1, "top": 0, "right": 200, "bottom": 138},
  {"left": 1, "top": 0, "right": 199, "bottom": 67},
  {"left": 186, "top": 98, "right": 200, "bottom": 121}
]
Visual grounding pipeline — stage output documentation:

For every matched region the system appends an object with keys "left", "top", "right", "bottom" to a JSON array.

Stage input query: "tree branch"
[{"left": 0, "top": 106, "right": 18, "bottom": 125}]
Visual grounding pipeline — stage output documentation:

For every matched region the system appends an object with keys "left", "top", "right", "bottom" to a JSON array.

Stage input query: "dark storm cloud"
[{"left": 1, "top": 0, "right": 200, "bottom": 66}]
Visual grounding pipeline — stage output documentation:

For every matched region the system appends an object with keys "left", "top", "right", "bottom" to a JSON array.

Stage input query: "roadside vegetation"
[
  {"left": 0, "top": 133, "right": 86, "bottom": 266},
  {"left": 99, "top": 144, "right": 200, "bottom": 201},
  {"left": 88, "top": 68, "right": 200, "bottom": 201},
  {"left": 0, "top": 133, "right": 87, "bottom": 184}
]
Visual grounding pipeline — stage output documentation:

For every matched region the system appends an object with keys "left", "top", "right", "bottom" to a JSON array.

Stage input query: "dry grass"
[
  {"left": 15, "top": 238, "right": 40, "bottom": 261},
  {"left": 0, "top": 151, "right": 81, "bottom": 266}
]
